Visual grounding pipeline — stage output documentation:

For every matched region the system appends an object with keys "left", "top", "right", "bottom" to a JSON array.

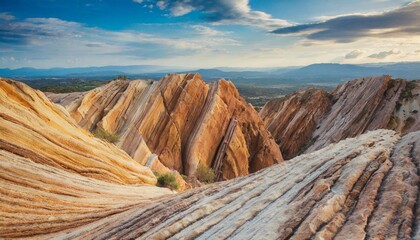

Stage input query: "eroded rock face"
[
  {"left": 43, "top": 129, "right": 420, "bottom": 239},
  {"left": 0, "top": 78, "right": 172, "bottom": 237},
  {"left": 49, "top": 74, "right": 283, "bottom": 180},
  {"left": 0, "top": 78, "right": 156, "bottom": 185},
  {"left": 260, "top": 88, "right": 332, "bottom": 159},
  {"left": 261, "top": 76, "right": 420, "bottom": 157}
]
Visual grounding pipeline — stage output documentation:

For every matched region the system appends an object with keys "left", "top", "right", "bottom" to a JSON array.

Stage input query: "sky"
[{"left": 0, "top": 0, "right": 419, "bottom": 69}]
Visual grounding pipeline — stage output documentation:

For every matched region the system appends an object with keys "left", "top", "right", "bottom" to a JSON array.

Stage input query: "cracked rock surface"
[{"left": 46, "top": 130, "right": 420, "bottom": 239}]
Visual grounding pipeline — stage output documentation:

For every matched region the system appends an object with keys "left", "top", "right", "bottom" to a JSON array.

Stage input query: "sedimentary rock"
[
  {"left": 259, "top": 88, "right": 332, "bottom": 159},
  {"left": 0, "top": 78, "right": 173, "bottom": 237},
  {"left": 0, "top": 78, "right": 156, "bottom": 185},
  {"left": 261, "top": 76, "right": 420, "bottom": 157},
  {"left": 49, "top": 74, "right": 283, "bottom": 180},
  {"left": 2, "top": 79, "right": 419, "bottom": 239},
  {"left": 40, "top": 129, "right": 420, "bottom": 239}
]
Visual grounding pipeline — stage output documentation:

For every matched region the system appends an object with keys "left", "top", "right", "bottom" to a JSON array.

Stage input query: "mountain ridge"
[{"left": 2, "top": 62, "right": 420, "bottom": 82}]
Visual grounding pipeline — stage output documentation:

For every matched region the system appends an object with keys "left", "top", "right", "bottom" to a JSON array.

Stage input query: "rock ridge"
[
  {"left": 49, "top": 73, "right": 283, "bottom": 180},
  {"left": 261, "top": 76, "right": 420, "bottom": 158}
]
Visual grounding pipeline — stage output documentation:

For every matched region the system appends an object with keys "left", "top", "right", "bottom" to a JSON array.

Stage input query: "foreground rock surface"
[
  {"left": 261, "top": 76, "right": 420, "bottom": 158},
  {"left": 43, "top": 130, "right": 420, "bottom": 239},
  {"left": 48, "top": 73, "right": 283, "bottom": 180},
  {"left": 0, "top": 78, "right": 172, "bottom": 237}
]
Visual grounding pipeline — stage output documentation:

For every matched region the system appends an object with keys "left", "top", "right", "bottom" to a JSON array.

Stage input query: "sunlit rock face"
[
  {"left": 2, "top": 77, "right": 419, "bottom": 239},
  {"left": 49, "top": 73, "right": 283, "bottom": 180},
  {"left": 261, "top": 76, "right": 420, "bottom": 158},
  {"left": 0, "top": 78, "right": 172, "bottom": 238},
  {"left": 45, "top": 130, "right": 420, "bottom": 240}
]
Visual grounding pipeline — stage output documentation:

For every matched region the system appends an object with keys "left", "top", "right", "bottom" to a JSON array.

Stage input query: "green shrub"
[
  {"left": 93, "top": 129, "right": 119, "bottom": 144},
  {"left": 114, "top": 75, "right": 128, "bottom": 80},
  {"left": 155, "top": 173, "right": 179, "bottom": 191},
  {"left": 196, "top": 164, "right": 215, "bottom": 184}
]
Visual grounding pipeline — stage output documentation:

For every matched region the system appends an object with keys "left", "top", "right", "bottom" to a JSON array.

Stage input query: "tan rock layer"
[
  {"left": 260, "top": 76, "right": 420, "bottom": 157},
  {"left": 44, "top": 130, "right": 420, "bottom": 239},
  {"left": 49, "top": 74, "right": 283, "bottom": 179},
  {"left": 0, "top": 78, "right": 172, "bottom": 237},
  {"left": 0, "top": 78, "right": 156, "bottom": 185},
  {"left": 0, "top": 150, "right": 171, "bottom": 238}
]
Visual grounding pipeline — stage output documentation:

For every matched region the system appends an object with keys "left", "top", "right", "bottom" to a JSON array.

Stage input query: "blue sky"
[{"left": 0, "top": 0, "right": 419, "bottom": 68}]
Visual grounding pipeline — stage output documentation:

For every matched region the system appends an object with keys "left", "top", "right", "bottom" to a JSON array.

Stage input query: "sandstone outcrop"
[
  {"left": 39, "top": 129, "right": 420, "bottom": 239},
  {"left": 48, "top": 73, "right": 283, "bottom": 180},
  {"left": 259, "top": 88, "right": 332, "bottom": 159},
  {"left": 2, "top": 78, "right": 419, "bottom": 238},
  {"left": 0, "top": 78, "right": 173, "bottom": 237},
  {"left": 261, "top": 76, "right": 420, "bottom": 158},
  {"left": 0, "top": 78, "right": 156, "bottom": 185}
]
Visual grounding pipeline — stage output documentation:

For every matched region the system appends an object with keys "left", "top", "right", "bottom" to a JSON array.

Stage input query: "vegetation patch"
[
  {"left": 40, "top": 80, "right": 107, "bottom": 93},
  {"left": 114, "top": 75, "right": 129, "bottom": 80},
  {"left": 155, "top": 172, "right": 179, "bottom": 191},
  {"left": 400, "top": 81, "right": 416, "bottom": 99},
  {"left": 93, "top": 129, "right": 119, "bottom": 144},
  {"left": 196, "top": 164, "right": 216, "bottom": 184}
]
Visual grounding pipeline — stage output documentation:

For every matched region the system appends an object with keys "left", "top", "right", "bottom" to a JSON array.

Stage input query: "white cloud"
[
  {"left": 368, "top": 49, "right": 400, "bottom": 59},
  {"left": 345, "top": 50, "right": 364, "bottom": 59},
  {"left": 0, "top": 12, "right": 15, "bottom": 21},
  {"left": 147, "top": 0, "right": 291, "bottom": 30},
  {"left": 0, "top": 16, "right": 242, "bottom": 68},
  {"left": 191, "top": 25, "right": 222, "bottom": 36}
]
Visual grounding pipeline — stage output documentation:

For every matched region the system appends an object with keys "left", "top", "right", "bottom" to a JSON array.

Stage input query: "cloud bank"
[
  {"left": 272, "top": 1, "right": 420, "bottom": 42},
  {"left": 135, "top": 0, "right": 290, "bottom": 29},
  {"left": 0, "top": 13, "right": 239, "bottom": 67},
  {"left": 368, "top": 49, "right": 400, "bottom": 59},
  {"left": 345, "top": 50, "right": 364, "bottom": 59}
]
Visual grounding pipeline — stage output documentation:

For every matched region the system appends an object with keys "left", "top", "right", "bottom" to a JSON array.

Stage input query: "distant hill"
[
  {"left": 0, "top": 65, "right": 184, "bottom": 78},
  {"left": 1, "top": 62, "right": 419, "bottom": 84},
  {"left": 277, "top": 62, "right": 420, "bottom": 82}
]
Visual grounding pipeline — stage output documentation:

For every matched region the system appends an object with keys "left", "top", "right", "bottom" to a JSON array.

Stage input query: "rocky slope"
[
  {"left": 260, "top": 88, "right": 332, "bottom": 159},
  {"left": 48, "top": 73, "right": 283, "bottom": 180},
  {"left": 0, "top": 78, "right": 173, "bottom": 237},
  {"left": 39, "top": 129, "right": 420, "bottom": 239},
  {"left": 261, "top": 76, "right": 420, "bottom": 158},
  {"left": 2, "top": 77, "right": 419, "bottom": 239}
]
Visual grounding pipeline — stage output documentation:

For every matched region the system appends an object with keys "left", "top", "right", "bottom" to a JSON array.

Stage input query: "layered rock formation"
[
  {"left": 260, "top": 88, "right": 332, "bottom": 159},
  {"left": 261, "top": 76, "right": 420, "bottom": 158},
  {"left": 48, "top": 74, "right": 283, "bottom": 180},
  {"left": 39, "top": 129, "right": 420, "bottom": 239},
  {"left": 2, "top": 77, "right": 420, "bottom": 239},
  {"left": 0, "top": 78, "right": 172, "bottom": 237}
]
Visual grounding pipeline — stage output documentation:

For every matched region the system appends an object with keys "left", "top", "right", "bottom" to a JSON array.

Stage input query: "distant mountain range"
[
  {"left": 1, "top": 62, "right": 419, "bottom": 83},
  {"left": 0, "top": 65, "right": 184, "bottom": 78},
  {"left": 277, "top": 62, "right": 420, "bottom": 82}
]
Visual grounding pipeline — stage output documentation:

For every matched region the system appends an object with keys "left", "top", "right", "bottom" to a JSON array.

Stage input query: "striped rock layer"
[
  {"left": 49, "top": 73, "right": 283, "bottom": 180},
  {"left": 44, "top": 130, "right": 420, "bottom": 239},
  {"left": 0, "top": 78, "right": 172, "bottom": 237},
  {"left": 259, "top": 88, "right": 332, "bottom": 159},
  {"left": 260, "top": 76, "right": 420, "bottom": 159}
]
